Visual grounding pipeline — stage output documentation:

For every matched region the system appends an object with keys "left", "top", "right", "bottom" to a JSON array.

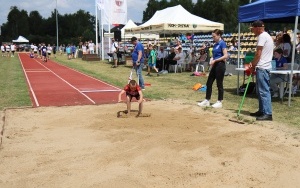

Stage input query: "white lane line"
[
  {"left": 18, "top": 54, "right": 40, "bottom": 107},
  {"left": 32, "top": 59, "right": 96, "bottom": 104},
  {"left": 81, "top": 89, "right": 121, "bottom": 93},
  {"left": 26, "top": 70, "right": 50, "bottom": 73},
  {"left": 26, "top": 69, "right": 48, "bottom": 71},
  {"left": 54, "top": 62, "right": 122, "bottom": 90}
]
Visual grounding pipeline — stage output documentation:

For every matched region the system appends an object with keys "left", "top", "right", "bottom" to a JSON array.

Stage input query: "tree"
[
  {"left": 143, "top": 0, "right": 160, "bottom": 22},
  {"left": 6, "top": 6, "right": 29, "bottom": 39},
  {"left": 28, "top": 11, "right": 43, "bottom": 36}
]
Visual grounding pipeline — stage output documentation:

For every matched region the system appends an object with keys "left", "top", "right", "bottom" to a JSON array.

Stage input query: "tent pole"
[
  {"left": 288, "top": 16, "right": 298, "bottom": 106},
  {"left": 237, "top": 23, "right": 241, "bottom": 94},
  {"left": 95, "top": 0, "right": 98, "bottom": 55},
  {"left": 163, "top": 31, "right": 166, "bottom": 71}
]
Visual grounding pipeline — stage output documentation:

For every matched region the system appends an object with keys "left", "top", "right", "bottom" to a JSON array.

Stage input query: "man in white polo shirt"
[{"left": 249, "top": 20, "right": 274, "bottom": 121}]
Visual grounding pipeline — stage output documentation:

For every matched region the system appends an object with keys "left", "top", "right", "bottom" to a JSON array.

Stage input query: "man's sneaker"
[
  {"left": 197, "top": 99, "right": 210, "bottom": 107},
  {"left": 212, "top": 101, "right": 222, "bottom": 108}
]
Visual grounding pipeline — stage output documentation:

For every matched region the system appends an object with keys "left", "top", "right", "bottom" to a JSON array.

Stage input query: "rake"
[{"left": 229, "top": 74, "right": 253, "bottom": 124}]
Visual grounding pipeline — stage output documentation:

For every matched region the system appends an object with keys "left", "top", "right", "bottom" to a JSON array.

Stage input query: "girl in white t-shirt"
[{"left": 47, "top": 44, "right": 52, "bottom": 60}]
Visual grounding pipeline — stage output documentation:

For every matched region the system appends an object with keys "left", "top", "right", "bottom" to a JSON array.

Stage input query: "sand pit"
[{"left": 0, "top": 100, "right": 300, "bottom": 187}]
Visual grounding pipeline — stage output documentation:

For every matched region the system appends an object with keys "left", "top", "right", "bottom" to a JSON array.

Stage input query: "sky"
[
  {"left": 0, "top": 0, "right": 149, "bottom": 26},
  {"left": 0, "top": 0, "right": 197, "bottom": 27}
]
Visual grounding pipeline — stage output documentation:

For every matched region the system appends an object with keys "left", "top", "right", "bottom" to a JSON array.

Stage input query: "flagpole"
[
  {"left": 95, "top": 0, "right": 98, "bottom": 55},
  {"left": 56, "top": 0, "right": 58, "bottom": 51},
  {"left": 101, "top": 9, "right": 104, "bottom": 60}
]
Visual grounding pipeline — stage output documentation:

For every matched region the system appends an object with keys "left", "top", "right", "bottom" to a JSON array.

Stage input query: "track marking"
[
  {"left": 54, "top": 62, "right": 122, "bottom": 90},
  {"left": 81, "top": 89, "right": 121, "bottom": 93},
  {"left": 32, "top": 58, "right": 96, "bottom": 105},
  {"left": 18, "top": 55, "right": 39, "bottom": 107},
  {"left": 26, "top": 70, "right": 51, "bottom": 73}
]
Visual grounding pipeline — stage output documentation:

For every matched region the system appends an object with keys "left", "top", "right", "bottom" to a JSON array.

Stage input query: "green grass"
[
  {"left": 0, "top": 55, "right": 32, "bottom": 109},
  {"left": 1, "top": 53, "right": 300, "bottom": 128}
]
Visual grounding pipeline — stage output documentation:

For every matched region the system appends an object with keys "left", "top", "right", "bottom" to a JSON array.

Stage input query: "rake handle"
[{"left": 237, "top": 74, "right": 252, "bottom": 116}]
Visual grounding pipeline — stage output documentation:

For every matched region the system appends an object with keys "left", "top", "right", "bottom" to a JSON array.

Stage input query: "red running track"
[{"left": 19, "top": 53, "right": 123, "bottom": 107}]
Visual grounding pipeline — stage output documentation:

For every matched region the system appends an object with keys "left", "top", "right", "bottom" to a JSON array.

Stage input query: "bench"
[{"left": 82, "top": 54, "right": 100, "bottom": 61}]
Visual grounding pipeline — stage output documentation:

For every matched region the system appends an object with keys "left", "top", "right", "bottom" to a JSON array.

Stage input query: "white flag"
[
  {"left": 96, "top": 0, "right": 104, "bottom": 10},
  {"left": 111, "top": 0, "right": 127, "bottom": 25},
  {"left": 97, "top": 0, "right": 127, "bottom": 25},
  {"left": 96, "top": 0, "right": 110, "bottom": 24}
]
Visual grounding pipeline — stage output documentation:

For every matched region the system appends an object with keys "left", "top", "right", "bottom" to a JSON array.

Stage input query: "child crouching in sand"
[{"left": 118, "top": 80, "right": 143, "bottom": 116}]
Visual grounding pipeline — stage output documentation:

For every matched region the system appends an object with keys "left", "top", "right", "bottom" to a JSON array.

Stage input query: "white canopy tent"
[
  {"left": 105, "top": 19, "right": 159, "bottom": 39},
  {"left": 125, "top": 5, "right": 224, "bottom": 34},
  {"left": 12, "top": 36, "right": 29, "bottom": 43}
]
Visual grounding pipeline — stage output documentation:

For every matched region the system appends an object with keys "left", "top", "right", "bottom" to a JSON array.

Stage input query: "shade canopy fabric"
[
  {"left": 121, "top": 19, "right": 137, "bottom": 35},
  {"left": 125, "top": 5, "right": 224, "bottom": 34},
  {"left": 238, "top": 0, "right": 300, "bottom": 23},
  {"left": 12, "top": 36, "right": 29, "bottom": 43}
]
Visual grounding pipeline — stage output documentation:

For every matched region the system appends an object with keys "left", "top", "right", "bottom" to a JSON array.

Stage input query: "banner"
[
  {"left": 111, "top": 0, "right": 127, "bottom": 25},
  {"left": 96, "top": 0, "right": 110, "bottom": 24},
  {"left": 97, "top": 0, "right": 127, "bottom": 25}
]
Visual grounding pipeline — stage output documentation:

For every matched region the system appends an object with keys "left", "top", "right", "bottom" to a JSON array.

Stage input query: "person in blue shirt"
[
  {"left": 41, "top": 43, "right": 47, "bottom": 62},
  {"left": 270, "top": 48, "right": 288, "bottom": 97},
  {"left": 198, "top": 29, "right": 228, "bottom": 108},
  {"left": 131, "top": 37, "right": 145, "bottom": 90}
]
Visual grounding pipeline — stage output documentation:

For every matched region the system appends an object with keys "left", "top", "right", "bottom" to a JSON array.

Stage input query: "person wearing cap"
[
  {"left": 249, "top": 20, "right": 274, "bottom": 121},
  {"left": 131, "top": 36, "right": 145, "bottom": 90},
  {"left": 111, "top": 38, "right": 119, "bottom": 68}
]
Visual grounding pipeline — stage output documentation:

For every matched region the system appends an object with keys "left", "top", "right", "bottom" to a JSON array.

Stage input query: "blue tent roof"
[{"left": 238, "top": 0, "right": 300, "bottom": 23}]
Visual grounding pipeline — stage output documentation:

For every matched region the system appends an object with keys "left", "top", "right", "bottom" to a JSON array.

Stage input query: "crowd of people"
[
  {"left": 1, "top": 43, "right": 16, "bottom": 57},
  {"left": 24, "top": 40, "right": 96, "bottom": 61}
]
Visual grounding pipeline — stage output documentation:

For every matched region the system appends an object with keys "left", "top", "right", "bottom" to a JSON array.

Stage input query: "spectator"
[
  {"left": 82, "top": 42, "right": 87, "bottom": 54},
  {"left": 111, "top": 38, "right": 119, "bottom": 68},
  {"left": 6, "top": 43, "right": 11, "bottom": 57},
  {"left": 33, "top": 44, "right": 38, "bottom": 58},
  {"left": 187, "top": 51, "right": 197, "bottom": 72},
  {"left": 52, "top": 44, "right": 57, "bottom": 58},
  {"left": 71, "top": 44, "right": 76, "bottom": 58},
  {"left": 88, "top": 40, "right": 95, "bottom": 54},
  {"left": 274, "top": 33, "right": 283, "bottom": 51},
  {"left": 282, "top": 33, "right": 292, "bottom": 62},
  {"left": 198, "top": 29, "right": 228, "bottom": 108},
  {"left": 157, "top": 46, "right": 168, "bottom": 72},
  {"left": 270, "top": 48, "right": 288, "bottom": 97},
  {"left": 41, "top": 43, "right": 47, "bottom": 62},
  {"left": 1, "top": 44, "right": 5, "bottom": 56},
  {"left": 146, "top": 44, "right": 159, "bottom": 76},
  {"left": 66, "top": 44, "right": 71, "bottom": 60},
  {"left": 165, "top": 47, "right": 177, "bottom": 71},
  {"left": 248, "top": 20, "right": 274, "bottom": 121},
  {"left": 47, "top": 44, "right": 52, "bottom": 60},
  {"left": 131, "top": 36, "right": 145, "bottom": 90},
  {"left": 173, "top": 47, "right": 185, "bottom": 70},
  {"left": 194, "top": 49, "right": 208, "bottom": 72},
  {"left": 10, "top": 43, "right": 16, "bottom": 57}
]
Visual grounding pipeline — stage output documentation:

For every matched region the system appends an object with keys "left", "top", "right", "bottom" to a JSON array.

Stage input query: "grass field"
[
  {"left": 0, "top": 55, "right": 31, "bottom": 109},
  {"left": 1, "top": 53, "right": 300, "bottom": 127}
]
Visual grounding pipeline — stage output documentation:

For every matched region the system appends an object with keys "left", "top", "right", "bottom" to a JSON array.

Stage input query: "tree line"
[
  {"left": 0, "top": 1, "right": 290, "bottom": 45},
  {"left": 0, "top": 6, "right": 96, "bottom": 45}
]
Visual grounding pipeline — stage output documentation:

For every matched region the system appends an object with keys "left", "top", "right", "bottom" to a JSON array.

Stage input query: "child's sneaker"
[
  {"left": 212, "top": 101, "right": 222, "bottom": 108},
  {"left": 197, "top": 99, "right": 210, "bottom": 107}
]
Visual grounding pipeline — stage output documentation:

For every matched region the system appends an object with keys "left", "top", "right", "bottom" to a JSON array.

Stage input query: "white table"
[{"left": 270, "top": 70, "right": 300, "bottom": 99}]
